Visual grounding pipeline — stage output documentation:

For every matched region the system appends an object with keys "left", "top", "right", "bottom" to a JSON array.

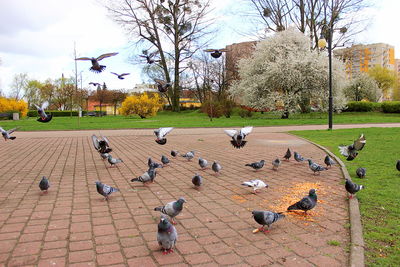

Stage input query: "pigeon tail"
[
  {"left": 131, "top": 177, "right": 142, "bottom": 182},
  {"left": 9, "top": 137, "right": 16, "bottom": 140},
  {"left": 90, "top": 65, "right": 106, "bottom": 73}
]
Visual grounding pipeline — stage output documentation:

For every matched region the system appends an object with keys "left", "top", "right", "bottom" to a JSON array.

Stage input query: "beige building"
[
  {"left": 395, "top": 59, "right": 400, "bottom": 76},
  {"left": 334, "top": 43, "right": 395, "bottom": 78},
  {"left": 225, "top": 41, "right": 258, "bottom": 84}
]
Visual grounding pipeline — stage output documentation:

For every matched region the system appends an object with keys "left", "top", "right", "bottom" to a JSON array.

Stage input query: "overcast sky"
[{"left": 0, "top": 0, "right": 398, "bottom": 95}]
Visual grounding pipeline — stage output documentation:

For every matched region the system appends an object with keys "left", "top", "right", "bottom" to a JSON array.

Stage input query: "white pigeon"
[{"left": 241, "top": 179, "right": 269, "bottom": 193}]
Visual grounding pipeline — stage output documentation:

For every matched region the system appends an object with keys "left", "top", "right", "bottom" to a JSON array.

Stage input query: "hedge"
[
  {"left": 345, "top": 101, "right": 381, "bottom": 112},
  {"left": 381, "top": 101, "right": 400, "bottom": 113},
  {"left": 27, "top": 110, "right": 107, "bottom": 117}
]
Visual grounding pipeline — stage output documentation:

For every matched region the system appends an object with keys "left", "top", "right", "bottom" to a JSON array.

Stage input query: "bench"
[{"left": 0, "top": 113, "right": 12, "bottom": 120}]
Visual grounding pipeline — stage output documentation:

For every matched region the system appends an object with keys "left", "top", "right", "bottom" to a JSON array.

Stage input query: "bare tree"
[
  {"left": 10, "top": 73, "right": 28, "bottom": 100},
  {"left": 105, "top": 0, "right": 214, "bottom": 111},
  {"left": 110, "top": 89, "right": 128, "bottom": 115}
]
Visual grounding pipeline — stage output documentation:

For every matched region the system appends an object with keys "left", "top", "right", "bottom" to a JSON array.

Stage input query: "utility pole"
[{"left": 74, "top": 42, "right": 80, "bottom": 126}]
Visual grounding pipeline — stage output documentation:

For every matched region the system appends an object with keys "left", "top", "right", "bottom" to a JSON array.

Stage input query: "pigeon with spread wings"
[
  {"left": 140, "top": 50, "right": 159, "bottom": 64},
  {"left": 35, "top": 101, "right": 53, "bottom": 123},
  {"left": 338, "top": 134, "right": 366, "bottom": 161},
  {"left": 154, "top": 79, "right": 171, "bottom": 93},
  {"left": 111, "top": 72, "right": 130, "bottom": 80},
  {"left": 154, "top": 127, "right": 174, "bottom": 145},
  {"left": 75, "top": 52, "right": 118, "bottom": 73},
  {"left": 204, "top": 48, "right": 228, "bottom": 59},
  {"left": 0, "top": 127, "right": 18, "bottom": 141},
  {"left": 92, "top": 135, "right": 112, "bottom": 154},
  {"left": 224, "top": 126, "right": 253, "bottom": 149}
]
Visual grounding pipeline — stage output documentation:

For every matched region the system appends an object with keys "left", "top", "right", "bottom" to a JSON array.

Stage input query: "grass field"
[
  {"left": 1, "top": 110, "right": 400, "bottom": 131},
  {"left": 292, "top": 128, "right": 400, "bottom": 266}
]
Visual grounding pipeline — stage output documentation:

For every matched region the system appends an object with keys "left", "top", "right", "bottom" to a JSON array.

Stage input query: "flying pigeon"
[
  {"left": 154, "top": 197, "right": 186, "bottom": 225},
  {"left": 338, "top": 134, "right": 366, "bottom": 161},
  {"left": 245, "top": 160, "right": 265, "bottom": 171},
  {"left": 111, "top": 72, "right": 130, "bottom": 79},
  {"left": 161, "top": 155, "right": 170, "bottom": 166},
  {"left": 181, "top": 151, "right": 195, "bottom": 161},
  {"left": 272, "top": 158, "right": 281, "bottom": 171},
  {"left": 241, "top": 179, "right": 268, "bottom": 193},
  {"left": 140, "top": 50, "right": 159, "bottom": 64},
  {"left": 157, "top": 216, "right": 178, "bottom": 255},
  {"left": 212, "top": 161, "right": 222, "bottom": 176},
  {"left": 307, "top": 159, "right": 328, "bottom": 175},
  {"left": 154, "top": 79, "right": 171, "bottom": 93},
  {"left": 131, "top": 167, "right": 157, "bottom": 184},
  {"left": 287, "top": 189, "right": 318, "bottom": 215},
  {"left": 224, "top": 126, "right": 253, "bottom": 149},
  {"left": 345, "top": 179, "right": 364, "bottom": 199},
  {"left": 198, "top": 158, "right": 208, "bottom": 170},
  {"left": 324, "top": 155, "right": 335, "bottom": 168},
  {"left": 75, "top": 52, "right": 118, "bottom": 73},
  {"left": 171, "top": 150, "right": 179, "bottom": 158},
  {"left": 356, "top": 167, "right": 366, "bottom": 178},
  {"left": 39, "top": 176, "right": 50, "bottom": 194},
  {"left": 397, "top": 160, "right": 400, "bottom": 172},
  {"left": 0, "top": 127, "right": 17, "bottom": 141},
  {"left": 95, "top": 181, "right": 119, "bottom": 201},
  {"left": 148, "top": 157, "right": 163, "bottom": 169},
  {"left": 35, "top": 101, "right": 52, "bottom": 123},
  {"left": 89, "top": 82, "right": 101, "bottom": 87},
  {"left": 294, "top": 152, "right": 306, "bottom": 162},
  {"left": 283, "top": 148, "right": 291, "bottom": 161},
  {"left": 154, "top": 127, "right": 174, "bottom": 145},
  {"left": 204, "top": 48, "right": 228, "bottom": 59},
  {"left": 192, "top": 173, "right": 203, "bottom": 187},
  {"left": 107, "top": 154, "right": 123, "bottom": 168},
  {"left": 252, "top": 210, "right": 285, "bottom": 233},
  {"left": 92, "top": 135, "right": 112, "bottom": 153}
]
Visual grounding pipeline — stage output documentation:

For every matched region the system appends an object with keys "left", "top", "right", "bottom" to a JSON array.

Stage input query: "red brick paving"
[{"left": 0, "top": 128, "right": 350, "bottom": 266}]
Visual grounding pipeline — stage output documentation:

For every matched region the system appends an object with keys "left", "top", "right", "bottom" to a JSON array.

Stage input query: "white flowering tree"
[
  {"left": 344, "top": 72, "right": 381, "bottom": 102},
  {"left": 230, "top": 28, "right": 347, "bottom": 118}
]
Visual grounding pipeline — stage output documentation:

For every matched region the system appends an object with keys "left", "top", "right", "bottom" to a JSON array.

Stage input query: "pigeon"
[
  {"left": 283, "top": 148, "right": 291, "bottom": 161},
  {"left": 287, "top": 189, "right": 318, "bottom": 215},
  {"left": 75, "top": 52, "right": 118, "bottom": 73},
  {"left": 192, "top": 173, "right": 203, "bottom": 187},
  {"left": 154, "top": 127, "right": 174, "bottom": 145},
  {"left": 356, "top": 167, "right": 366, "bottom": 178},
  {"left": 198, "top": 158, "right": 208, "bottom": 170},
  {"left": 241, "top": 179, "right": 268, "bottom": 193},
  {"left": 95, "top": 181, "right": 119, "bottom": 201},
  {"left": 212, "top": 161, "right": 222, "bottom": 176},
  {"left": 148, "top": 157, "right": 163, "bottom": 169},
  {"left": 107, "top": 154, "right": 123, "bottom": 168},
  {"left": 154, "top": 79, "right": 171, "bottom": 93},
  {"left": 397, "top": 160, "right": 400, "bottom": 172},
  {"left": 161, "top": 155, "right": 170, "bottom": 166},
  {"left": 181, "top": 151, "right": 195, "bottom": 161},
  {"left": 204, "top": 48, "right": 228, "bottom": 59},
  {"left": 154, "top": 197, "right": 186, "bottom": 224},
  {"left": 324, "top": 155, "right": 335, "bottom": 168},
  {"left": 252, "top": 210, "right": 285, "bottom": 233},
  {"left": 338, "top": 134, "right": 366, "bottom": 161},
  {"left": 131, "top": 167, "right": 157, "bottom": 184},
  {"left": 157, "top": 216, "right": 178, "bottom": 255},
  {"left": 294, "top": 152, "right": 306, "bottom": 162},
  {"left": 89, "top": 82, "right": 101, "bottom": 87},
  {"left": 0, "top": 127, "right": 17, "bottom": 141},
  {"left": 307, "top": 159, "right": 328, "bottom": 175},
  {"left": 35, "top": 101, "right": 53, "bottom": 123},
  {"left": 224, "top": 126, "right": 253, "bottom": 149},
  {"left": 100, "top": 152, "right": 110, "bottom": 160},
  {"left": 110, "top": 72, "right": 130, "bottom": 79},
  {"left": 245, "top": 160, "right": 265, "bottom": 171},
  {"left": 92, "top": 135, "right": 112, "bottom": 154},
  {"left": 171, "top": 150, "right": 179, "bottom": 158},
  {"left": 39, "top": 176, "right": 50, "bottom": 193},
  {"left": 345, "top": 179, "right": 365, "bottom": 199},
  {"left": 140, "top": 50, "right": 159, "bottom": 64},
  {"left": 272, "top": 158, "right": 281, "bottom": 171}
]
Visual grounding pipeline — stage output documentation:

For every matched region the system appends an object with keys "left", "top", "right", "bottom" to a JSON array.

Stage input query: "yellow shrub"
[
  {"left": 119, "top": 93, "right": 163, "bottom": 118},
  {"left": 0, "top": 97, "right": 28, "bottom": 117}
]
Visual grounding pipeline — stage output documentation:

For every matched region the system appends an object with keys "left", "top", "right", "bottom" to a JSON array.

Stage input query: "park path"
[{"left": 0, "top": 125, "right": 365, "bottom": 266}]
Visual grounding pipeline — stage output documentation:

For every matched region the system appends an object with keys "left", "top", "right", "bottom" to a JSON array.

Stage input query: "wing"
[
  {"left": 7, "top": 127, "right": 18, "bottom": 134},
  {"left": 0, "top": 127, "right": 4, "bottom": 133},
  {"left": 299, "top": 197, "right": 313, "bottom": 210},
  {"left": 241, "top": 181, "right": 255, "bottom": 187},
  {"left": 240, "top": 126, "right": 253, "bottom": 136},
  {"left": 224, "top": 129, "right": 237, "bottom": 137},
  {"left": 338, "top": 146, "right": 349, "bottom": 157},
  {"left": 101, "top": 135, "right": 110, "bottom": 146},
  {"left": 204, "top": 49, "right": 218, "bottom": 52},
  {"left": 75, "top": 57, "right": 92, "bottom": 61},
  {"left": 96, "top": 52, "right": 119, "bottom": 61},
  {"left": 353, "top": 134, "right": 366, "bottom": 151},
  {"left": 148, "top": 50, "right": 159, "bottom": 57},
  {"left": 41, "top": 101, "right": 49, "bottom": 110},
  {"left": 159, "top": 127, "right": 173, "bottom": 138},
  {"left": 154, "top": 79, "right": 166, "bottom": 85},
  {"left": 92, "top": 135, "right": 100, "bottom": 150},
  {"left": 120, "top": 73, "right": 130, "bottom": 76},
  {"left": 110, "top": 72, "right": 118, "bottom": 76}
]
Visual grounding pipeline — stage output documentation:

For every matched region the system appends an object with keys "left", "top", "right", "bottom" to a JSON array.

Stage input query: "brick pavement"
[{"left": 0, "top": 128, "right": 350, "bottom": 266}]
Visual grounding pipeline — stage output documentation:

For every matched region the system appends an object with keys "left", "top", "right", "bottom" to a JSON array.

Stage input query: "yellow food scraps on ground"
[{"left": 232, "top": 195, "right": 247, "bottom": 203}]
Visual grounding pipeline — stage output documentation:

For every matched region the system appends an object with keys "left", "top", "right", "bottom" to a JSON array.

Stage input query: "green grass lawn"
[
  {"left": 292, "top": 128, "right": 400, "bottom": 266},
  {"left": 1, "top": 110, "right": 400, "bottom": 131}
]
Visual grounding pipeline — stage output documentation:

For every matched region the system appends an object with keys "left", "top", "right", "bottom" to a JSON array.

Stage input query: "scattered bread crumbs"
[{"left": 231, "top": 195, "right": 247, "bottom": 203}]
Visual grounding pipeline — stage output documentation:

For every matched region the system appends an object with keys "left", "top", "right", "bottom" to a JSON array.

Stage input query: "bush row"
[
  {"left": 27, "top": 110, "right": 107, "bottom": 117},
  {"left": 345, "top": 101, "right": 400, "bottom": 113}
]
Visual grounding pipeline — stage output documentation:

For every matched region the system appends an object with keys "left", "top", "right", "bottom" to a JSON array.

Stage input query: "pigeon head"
[
  {"left": 177, "top": 197, "right": 187, "bottom": 203},
  {"left": 107, "top": 154, "right": 112, "bottom": 159},
  {"left": 155, "top": 139, "right": 167, "bottom": 145},
  {"left": 260, "top": 160, "right": 265, "bottom": 164},
  {"left": 158, "top": 216, "right": 171, "bottom": 231},
  {"left": 264, "top": 184, "right": 269, "bottom": 188},
  {"left": 309, "top": 189, "right": 317, "bottom": 195},
  {"left": 307, "top": 159, "right": 313, "bottom": 164}
]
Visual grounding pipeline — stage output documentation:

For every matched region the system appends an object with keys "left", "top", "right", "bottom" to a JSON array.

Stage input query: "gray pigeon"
[
  {"left": 154, "top": 127, "right": 174, "bottom": 145},
  {"left": 110, "top": 72, "right": 130, "bottom": 79},
  {"left": 131, "top": 167, "right": 157, "bottom": 184},
  {"left": 181, "top": 151, "right": 195, "bottom": 161},
  {"left": 307, "top": 159, "right": 328, "bottom": 175},
  {"left": 287, "top": 189, "right": 317, "bottom": 215},
  {"left": 198, "top": 158, "right": 208, "bottom": 170},
  {"left": 157, "top": 216, "right": 178, "bottom": 254},
  {"left": 356, "top": 167, "right": 366, "bottom": 178},
  {"left": 245, "top": 160, "right": 265, "bottom": 171},
  {"left": 92, "top": 135, "right": 112, "bottom": 153},
  {"left": 95, "top": 181, "right": 119, "bottom": 201},
  {"left": 283, "top": 148, "right": 291, "bottom": 161},
  {"left": 345, "top": 179, "right": 364, "bottom": 199},
  {"left": 397, "top": 160, "right": 400, "bottom": 172},
  {"left": 324, "top": 155, "right": 335, "bottom": 168},
  {"left": 294, "top": 152, "right": 305, "bottom": 162},
  {"left": 107, "top": 154, "right": 123, "bottom": 168},
  {"left": 154, "top": 79, "right": 171, "bottom": 93},
  {"left": 100, "top": 152, "right": 110, "bottom": 160},
  {"left": 35, "top": 101, "right": 53, "bottom": 123},
  {"left": 338, "top": 134, "right": 366, "bottom": 161},
  {"left": 161, "top": 155, "right": 170, "bottom": 166},
  {"left": 224, "top": 126, "right": 253, "bottom": 149},
  {"left": 252, "top": 210, "right": 285, "bottom": 233},
  {"left": 272, "top": 158, "right": 281, "bottom": 171},
  {"left": 192, "top": 173, "right": 203, "bottom": 187},
  {"left": 0, "top": 127, "right": 17, "bottom": 141},
  {"left": 171, "top": 150, "right": 179, "bottom": 157},
  {"left": 212, "top": 161, "right": 222, "bottom": 176},
  {"left": 75, "top": 52, "right": 119, "bottom": 73},
  {"left": 148, "top": 157, "right": 163, "bottom": 169},
  {"left": 154, "top": 197, "right": 186, "bottom": 224},
  {"left": 39, "top": 176, "right": 50, "bottom": 193}
]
